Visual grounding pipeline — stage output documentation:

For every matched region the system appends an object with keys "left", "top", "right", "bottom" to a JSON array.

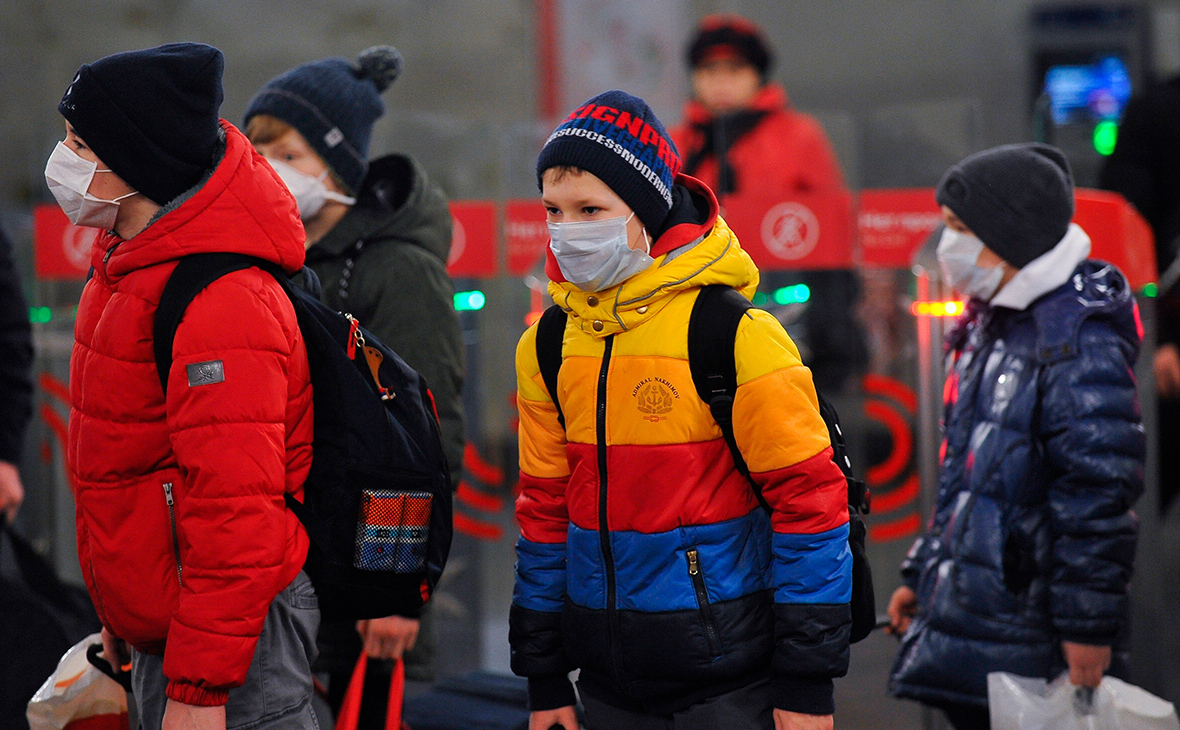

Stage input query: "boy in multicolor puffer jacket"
[{"left": 509, "top": 90, "right": 852, "bottom": 730}]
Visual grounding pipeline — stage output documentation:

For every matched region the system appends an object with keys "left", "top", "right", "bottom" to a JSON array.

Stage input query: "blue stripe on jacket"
[
  {"left": 773, "top": 522, "right": 852, "bottom": 604},
  {"left": 514, "top": 538, "right": 568, "bottom": 612},
  {"left": 566, "top": 509, "right": 772, "bottom": 611}
]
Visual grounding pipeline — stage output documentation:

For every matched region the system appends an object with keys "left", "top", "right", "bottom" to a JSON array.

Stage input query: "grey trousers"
[{"left": 131, "top": 572, "right": 321, "bottom": 730}]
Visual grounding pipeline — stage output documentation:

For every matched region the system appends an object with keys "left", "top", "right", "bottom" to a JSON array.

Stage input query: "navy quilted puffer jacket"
[{"left": 890, "top": 260, "right": 1144, "bottom": 708}]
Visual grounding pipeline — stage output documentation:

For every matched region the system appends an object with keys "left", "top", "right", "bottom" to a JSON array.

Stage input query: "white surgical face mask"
[
  {"left": 266, "top": 158, "right": 356, "bottom": 220},
  {"left": 936, "top": 227, "right": 1005, "bottom": 301},
  {"left": 44, "top": 142, "right": 137, "bottom": 230},
  {"left": 548, "top": 212, "right": 653, "bottom": 292}
]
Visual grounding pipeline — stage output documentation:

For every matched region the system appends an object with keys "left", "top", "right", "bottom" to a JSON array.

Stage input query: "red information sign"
[
  {"left": 504, "top": 199, "right": 549, "bottom": 276},
  {"left": 857, "top": 189, "right": 942, "bottom": 268},
  {"left": 447, "top": 201, "right": 499, "bottom": 279},
  {"left": 720, "top": 191, "right": 855, "bottom": 271},
  {"left": 34, "top": 203, "right": 98, "bottom": 280}
]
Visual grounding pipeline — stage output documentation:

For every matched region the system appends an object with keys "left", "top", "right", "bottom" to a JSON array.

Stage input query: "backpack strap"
[
  {"left": 687, "top": 285, "right": 870, "bottom": 515},
  {"left": 534, "top": 305, "right": 569, "bottom": 429},
  {"left": 154, "top": 252, "right": 286, "bottom": 394},
  {"left": 688, "top": 285, "right": 757, "bottom": 482}
]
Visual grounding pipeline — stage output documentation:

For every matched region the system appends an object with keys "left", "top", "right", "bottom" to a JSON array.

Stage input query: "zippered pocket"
[
  {"left": 163, "top": 482, "right": 183, "bottom": 587},
  {"left": 686, "top": 547, "right": 721, "bottom": 658}
]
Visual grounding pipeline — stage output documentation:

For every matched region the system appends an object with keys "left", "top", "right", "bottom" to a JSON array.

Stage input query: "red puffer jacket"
[
  {"left": 671, "top": 84, "right": 845, "bottom": 198},
  {"left": 68, "top": 121, "right": 314, "bottom": 706}
]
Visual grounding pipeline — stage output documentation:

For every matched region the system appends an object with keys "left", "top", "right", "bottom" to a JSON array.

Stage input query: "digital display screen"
[{"left": 1043, "top": 55, "right": 1132, "bottom": 125}]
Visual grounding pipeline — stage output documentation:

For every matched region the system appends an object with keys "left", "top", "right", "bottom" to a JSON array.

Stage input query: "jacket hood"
[
  {"left": 547, "top": 175, "right": 758, "bottom": 336},
  {"left": 682, "top": 83, "right": 790, "bottom": 126},
  {"left": 309, "top": 153, "right": 453, "bottom": 266},
  {"left": 94, "top": 121, "right": 304, "bottom": 280},
  {"left": 989, "top": 223, "right": 1090, "bottom": 311}
]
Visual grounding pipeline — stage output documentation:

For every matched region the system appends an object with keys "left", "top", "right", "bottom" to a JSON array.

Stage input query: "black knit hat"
[
  {"left": 687, "top": 15, "right": 773, "bottom": 79},
  {"left": 935, "top": 143, "right": 1075, "bottom": 269},
  {"left": 243, "top": 46, "right": 402, "bottom": 194},
  {"left": 537, "top": 90, "right": 682, "bottom": 233},
  {"left": 58, "top": 42, "right": 224, "bottom": 206}
]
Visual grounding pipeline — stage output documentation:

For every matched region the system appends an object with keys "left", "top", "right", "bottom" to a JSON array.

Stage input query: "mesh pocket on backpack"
[{"left": 353, "top": 489, "right": 433, "bottom": 573}]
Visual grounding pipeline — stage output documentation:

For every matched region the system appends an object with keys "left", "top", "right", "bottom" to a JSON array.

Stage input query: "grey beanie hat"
[{"left": 935, "top": 143, "right": 1074, "bottom": 269}]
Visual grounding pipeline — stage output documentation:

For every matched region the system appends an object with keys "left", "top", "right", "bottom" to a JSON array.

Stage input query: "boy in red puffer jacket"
[{"left": 54, "top": 43, "right": 317, "bottom": 730}]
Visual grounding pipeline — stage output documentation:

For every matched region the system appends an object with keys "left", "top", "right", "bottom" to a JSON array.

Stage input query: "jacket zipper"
[
  {"left": 686, "top": 548, "right": 722, "bottom": 657},
  {"left": 163, "top": 482, "right": 183, "bottom": 587},
  {"left": 102, "top": 241, "right": 121, "bottom": 278},
  {"left": 596, "top": 336, "right": 621, "bottom": 676}
]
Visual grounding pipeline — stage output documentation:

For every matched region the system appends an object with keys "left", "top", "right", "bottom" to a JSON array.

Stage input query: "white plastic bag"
[
  {"left": 989, "top": 671, "right": 1180, "bottom": 730},
  {"left": 26, "top": 633, "right": 129, "bottom": 730}
]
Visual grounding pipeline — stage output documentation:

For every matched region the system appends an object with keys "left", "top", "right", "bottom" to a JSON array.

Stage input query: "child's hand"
[
  {"left": 355, "top": 616, "right": 419, "bottom": 660},
  {"left": 1062, "top": 641, "right": 1111, "bottom": 688},
  {"left": 774, "top": 709, "right": 833, "bottom": 730},
  {"left": 529, "top": 706, "right": 578, "bottom": 730},
  {"left": 886, "top": 586, "right": 917, "bottom": 636}
]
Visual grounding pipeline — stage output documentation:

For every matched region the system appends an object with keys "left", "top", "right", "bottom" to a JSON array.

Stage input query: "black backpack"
[
  {"left": 534, "top": 284, "right": 876, "bottom": 643},
  {"left": 154, "top": 253, "right": 451, "bottom": 621}
]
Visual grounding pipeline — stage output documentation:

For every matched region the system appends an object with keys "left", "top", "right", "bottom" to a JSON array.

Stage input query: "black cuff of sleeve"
[
  {"left": 528, "top": 675, "right": 576, "bottom": 711},
  {"left": 900, "top": 572, "right": 919, "bottom": 592},
  {"left": 772, "top": 675, "right": 835, "bottom": 715},
  {"left": 1058, "top": 634, "right": 1115, "bottom": 647},
  {"left": 0, "top": 434, "right": 23, "bottom": 465}
]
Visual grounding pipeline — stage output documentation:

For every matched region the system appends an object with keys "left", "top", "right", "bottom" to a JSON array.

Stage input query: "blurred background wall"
[{"left": 3, "top": 0, "right": 1180, "bottom": 209}]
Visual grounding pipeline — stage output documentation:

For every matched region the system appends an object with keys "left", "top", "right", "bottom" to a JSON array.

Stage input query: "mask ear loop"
[
  {"left": 90, "top": 168, "right": 138, "bottom": 203},
  {"left": 316, "top": 169, "right": 358, "bottom": 206},
  {"left": 623, "top": 211, "right": 652, "bottom": 254}
]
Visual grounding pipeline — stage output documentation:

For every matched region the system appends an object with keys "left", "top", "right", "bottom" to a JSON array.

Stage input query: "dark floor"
[{"left": 835, "top": 628, "right": 936, "bottom": 729}]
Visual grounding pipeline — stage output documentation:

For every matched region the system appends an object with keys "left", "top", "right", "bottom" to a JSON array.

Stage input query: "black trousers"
[
  {"left": 937, "top": 702, "right": 991, "bottom": 730},
  {"left": 580, "top": 678, "right": 774, "bottom": 730}
]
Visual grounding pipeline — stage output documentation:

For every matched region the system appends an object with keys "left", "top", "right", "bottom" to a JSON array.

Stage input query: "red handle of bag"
[{"left": 334, "top": 653, "right": 406, "bottom": 730}]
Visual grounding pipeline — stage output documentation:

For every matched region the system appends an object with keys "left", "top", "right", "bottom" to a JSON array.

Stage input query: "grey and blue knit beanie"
[
  {"left": 243, "top": 46, "right": 402, "bottom": 194},
  {"left": 537, "top": 90, "right": 682, "bottom": 233},
  {"left": 936, "top": 142, "right": 1075, "bottom": 269}
]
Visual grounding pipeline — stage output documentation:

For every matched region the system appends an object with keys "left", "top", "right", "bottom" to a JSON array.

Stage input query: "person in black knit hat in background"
[
  {"left": 244, "top": 47, "right": 464, "bottom": 728},
  {"left": 55, "top": 42, "right": 319, "bottom": 730},
  {"left": 886, "top": 143, "right": 1144, "bottom": 730}
]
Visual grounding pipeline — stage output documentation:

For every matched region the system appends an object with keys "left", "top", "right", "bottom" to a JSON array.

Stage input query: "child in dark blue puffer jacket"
[{"left": 886, "top": 143, "right": 1144, "bottom": 730}]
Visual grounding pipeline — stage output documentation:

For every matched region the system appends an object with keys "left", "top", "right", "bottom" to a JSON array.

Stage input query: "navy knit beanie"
[
  {"left": 58, "top": 42, "right": 224, "bottom": 206},
  {"left": 936, "top": 143, "right": 1075, "bottom": 269},
  {"left": 243, "top": 46, "right": 402, "bottom": 194},
  {"left": 537, "top": 90, "right": 682, "bottom": 233},
  {"left": 688, "top": 15, "right": 774, "bottom": 79}
]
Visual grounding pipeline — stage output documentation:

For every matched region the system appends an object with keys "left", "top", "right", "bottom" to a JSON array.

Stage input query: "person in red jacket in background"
[
  {"left": 671, "top": 14, "right": 845, "bottom": 200},
  {"left": 54, "top": 43, "right": 317, "bottom": 730},
  {"left": 672, "top": 15, "right": 868, "bottom": 395}
]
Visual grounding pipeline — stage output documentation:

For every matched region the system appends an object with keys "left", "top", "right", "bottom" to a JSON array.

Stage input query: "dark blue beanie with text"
[{"left": 537, "top": 90, "right": 682, "bottom": 233}]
